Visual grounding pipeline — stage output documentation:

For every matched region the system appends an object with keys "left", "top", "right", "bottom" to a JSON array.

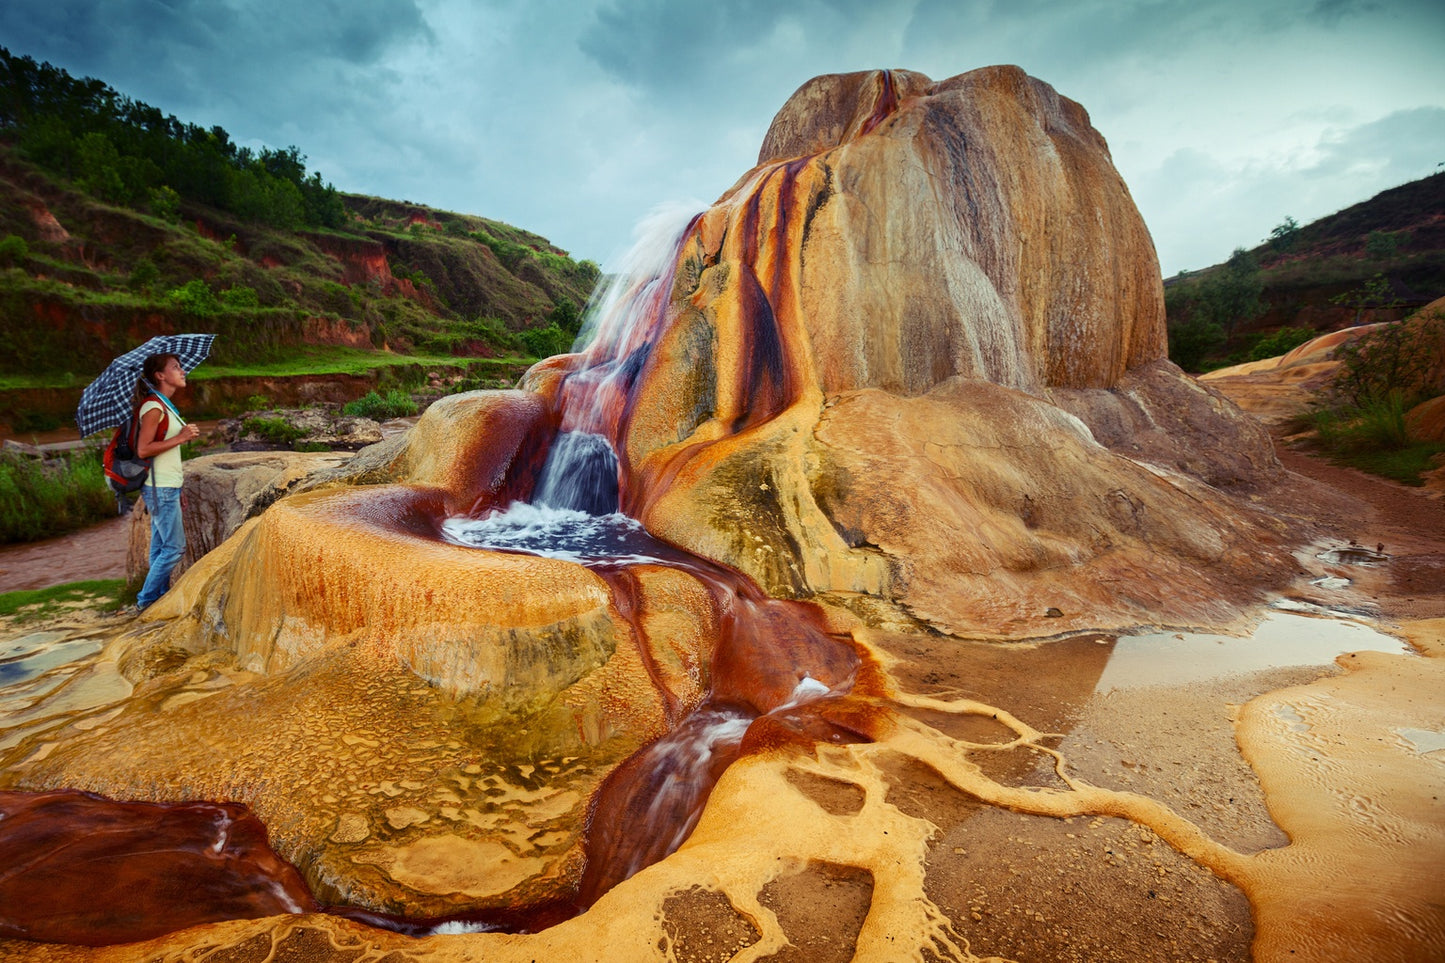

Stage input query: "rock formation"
[
  {"left": 0, "top": 66, "right": 1296, "bottom": 930},
  {"left": 531, "top": 65, "right": 1287, "bottom": 635}
]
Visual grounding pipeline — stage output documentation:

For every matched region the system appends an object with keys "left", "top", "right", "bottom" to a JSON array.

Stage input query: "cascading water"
[
  {"left": 443, "top": 202, "right": 702, "bottom": 560},
  {"left": 440, "top": 203, "right": 869, "bottom": 910}
]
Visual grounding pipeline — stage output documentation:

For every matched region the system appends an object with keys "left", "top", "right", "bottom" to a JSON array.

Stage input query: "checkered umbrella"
[{"left": 76, "top": 334, "right": 216, "bottom": 437}]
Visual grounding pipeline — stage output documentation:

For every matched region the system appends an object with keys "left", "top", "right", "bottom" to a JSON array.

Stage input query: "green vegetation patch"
[
  {"left": 1297, "top": 307, "right": 1445, "bottom": 485},
  {"left": 241, "top": 416, "right": 307, "bottom": 446},
  {"left": 199, "top": 346, "right": 475, "bottom": 380},
  {"left": 343, "top": 390, "right": 418, "bottom": 419},
  {"left": 0, "top": 579, "right": 126, "bottom": 620},
  {"left": 0, "top": 448, "right": 116, "bottom": 544}
]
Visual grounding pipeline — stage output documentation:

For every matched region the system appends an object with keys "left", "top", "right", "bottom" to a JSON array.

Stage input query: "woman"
[{"left": 133, "top": 353, "right": 201, "bottom": 610}]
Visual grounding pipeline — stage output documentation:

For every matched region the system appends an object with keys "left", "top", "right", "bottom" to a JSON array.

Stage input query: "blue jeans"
[{"left": 138, "top": 485, "right": 185, "bottom": 610}]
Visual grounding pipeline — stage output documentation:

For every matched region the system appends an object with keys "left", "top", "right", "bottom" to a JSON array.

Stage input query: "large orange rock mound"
[{"left": 588, "top": 66, "right": 1287, "bottom": 635}]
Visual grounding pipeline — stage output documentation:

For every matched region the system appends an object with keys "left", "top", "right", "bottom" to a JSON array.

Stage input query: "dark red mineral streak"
[{"left": 0, "top": 790, "right": 317, "bottom": 946}]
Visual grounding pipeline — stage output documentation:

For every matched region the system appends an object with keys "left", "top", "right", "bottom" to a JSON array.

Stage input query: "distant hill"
[
  {"left": 0, "top": 49, "right": 598, "bottom": 431},
  {"left": 1164, "top": 171, "right": 1445, "bottom": 371}
]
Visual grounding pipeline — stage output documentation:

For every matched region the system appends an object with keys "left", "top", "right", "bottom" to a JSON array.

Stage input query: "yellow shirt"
[{"left": 139, "top": 399, "right": 184, "bottom": 488}]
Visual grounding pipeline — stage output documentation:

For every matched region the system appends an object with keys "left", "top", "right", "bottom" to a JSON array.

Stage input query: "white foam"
[{"left": 441, "top": 502, "right": 667, "bottom": 565}]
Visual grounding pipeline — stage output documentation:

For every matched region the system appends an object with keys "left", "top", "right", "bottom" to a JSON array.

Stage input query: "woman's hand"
[{"left": 180, "top": 423, "right": 201, "bottom": 442}]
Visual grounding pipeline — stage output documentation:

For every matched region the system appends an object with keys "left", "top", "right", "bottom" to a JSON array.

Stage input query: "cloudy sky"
[{"left": 3, "top": 0, "right": 1442, "bottom": 275}]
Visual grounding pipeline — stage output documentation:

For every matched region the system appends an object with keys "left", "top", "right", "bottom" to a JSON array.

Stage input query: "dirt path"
[{"left": 0, "top": 515, "right": 130, "bottom": 594}]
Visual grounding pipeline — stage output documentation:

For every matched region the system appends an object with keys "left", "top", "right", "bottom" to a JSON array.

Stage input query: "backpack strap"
[
  {"left": 136, "top": 394, "right": 171, "bottom": 443},
  {"left": 136, "top": 395, "right": 172, "bottom": 494}
]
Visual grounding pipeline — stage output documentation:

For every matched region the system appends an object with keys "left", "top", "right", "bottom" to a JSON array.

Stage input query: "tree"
[
  {"left": 1167, "top": 315, "right": 1225, "bottom": 372},
  {"left": 1364, "top": 229, "right": 1403, "bottom": 259},
  {"left": 1267, "top": 216, "right": 1300, "bottom": 252},
  {"left": 1197, "top": 247, "right": 1264, "bottom": 336},
  {"left": 1330, "top": 274, "right": 1401, "bottom": 326}
]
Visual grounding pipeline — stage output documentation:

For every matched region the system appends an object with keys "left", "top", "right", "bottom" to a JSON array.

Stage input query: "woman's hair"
[{"left": 132, "top": 353, "right": 179, "bottom": 416}]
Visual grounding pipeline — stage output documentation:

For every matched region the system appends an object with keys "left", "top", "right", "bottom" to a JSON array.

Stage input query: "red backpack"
[{"left": 102, "top": 398, "right": 168, "bottom": 513}]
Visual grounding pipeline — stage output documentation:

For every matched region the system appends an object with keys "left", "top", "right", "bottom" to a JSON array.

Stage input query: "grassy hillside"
[
  {"left": 1165, "top": 171, "right": 1445, "bottom": 372},
  {"left": 0, "top": 144, "right": 597, "bottom": 376},
  {"left": 0, "top": 49, "right": 599, "bottom": 433}
]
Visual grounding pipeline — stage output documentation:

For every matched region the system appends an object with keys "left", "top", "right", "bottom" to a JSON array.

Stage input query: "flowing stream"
[{"left": 437, "top": 207, "right": 868, "bottom": 915}]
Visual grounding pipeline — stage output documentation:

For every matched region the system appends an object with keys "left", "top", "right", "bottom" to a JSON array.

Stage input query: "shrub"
[
  {"left": 165, "top": 278, "right": 220, "bottom": 316},
  {"left": 1307, "top": 397, "right": 1444, "bottom": 486},
  {"left": 343, "top": 389, "right": 417, "bottom": 419},
  {"left": 548, "top": 297, "right": 582, "bottom": 335},
  {"left": 0, "top": 234, "right": 29, "bottom": 265},
  {"left": 148, "top": 185, "right": 181, "bottom": 223},
  {"left": 1329, "top": 308, "right": 1445, "bottom": 408},
  {"left": 1167, "top": 315, "right": 1224, "bottom": 372},
  {"left": 1365, "top": 229, "right": 1403, "bottom": 259},
  {"left": 1247, "top": 326, "right": 1316, "bottom": 362},
  {"left": 241, "top": 416, "right": 306, "bottom": 446},
  {"left": 128, "top": 257, "right": 160, "bottom": 292},
  {"left": 519, "top": 323, "right": 574, "bottom": 359},
  {"left": 1311, "top": 394, "right": 1410, "bottom": 453},
  {"left": 219, "top": 284, "right": 260, "bottom": 308},
  {"left": 0, "top": 448, "right": 117, "bottom": 544},
  {"left": 1267, "top": 216, "right": 1300, "bottom": 252}
]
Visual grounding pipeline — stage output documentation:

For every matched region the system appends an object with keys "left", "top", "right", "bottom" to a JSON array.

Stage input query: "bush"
[
  {"left": 241, "top": 416, "right": 306, "bottom": 446},
  {"left": 128, "top": 257, "right": 160, "bottom": 292},
  {"left": 0, "top": 234, "right": 29, "bottom": 265},
  {"left": 1365, "top": 229, "right": 1403, "bottom": 259},
  {"left": 1311, "top": 394, "right": 1411, "bottom": 453},
  {"left": 1247, "top": 326, "right": 1316, "bottom": 362},
  {"left": 0, "top": 448, "right": 117, "bottom": 544},
  {"left": 148, "top": 185, "right": 181, "bottom": 223},
  {"left": 519, "top": 323, "right": 574, "bottom": 359},
  {"left": 1167, "top": 316, "right": 1225, "bottom": 373},
  {"left": 219, "top": 284, "right": 260, "bottom": 308},
  {"left": 342, "top": 389, "right": 417, "bottom": 419},
  {"left": 165, "top": 278, "right": 220, "bottom": 316},
  {"left": 1307, "top": 396, "right": 1444, "bottom": 485},
  {"left": 1329, "top": 309, "right": 1445, "bottom": 408}
]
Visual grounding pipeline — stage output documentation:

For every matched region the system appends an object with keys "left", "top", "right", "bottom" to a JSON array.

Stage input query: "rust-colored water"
[{"left": 0, "top": 790, "right": 316, "bottom": 946}]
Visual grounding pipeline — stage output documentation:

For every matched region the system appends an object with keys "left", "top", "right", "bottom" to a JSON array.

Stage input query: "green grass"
[
  {"left": 241, "top": 416, "right": 308, "bottom": 446},
  {"left": 0, "top": 579, "right": 126, "bottom": 621},
  {"left": 1323, "top": 443, "right": 1445, "bottom": 486},
  {"left": 196, "top": 346, "right": 528, "bottom": 380},
  {"left": 0, "top": 347, "right": 532, "bottom": 392},
  {"left": 3, "top": 357, "right": 472, "bottom": 396},
  {"left": 0, "top": 448, "right": 117, "bottom": 544},
  {"left": 1304, "top": 394, "right": 1445, "bottom": 485}
]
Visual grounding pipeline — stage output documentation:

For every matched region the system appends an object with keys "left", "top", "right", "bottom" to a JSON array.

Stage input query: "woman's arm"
[{"left": 136, "top": 407, "right": 200, "bottom": 458}]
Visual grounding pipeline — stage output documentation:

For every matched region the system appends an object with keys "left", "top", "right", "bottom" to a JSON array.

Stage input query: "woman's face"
[{"left": 156, "top": 357, "right": 186, "bottom": 389}]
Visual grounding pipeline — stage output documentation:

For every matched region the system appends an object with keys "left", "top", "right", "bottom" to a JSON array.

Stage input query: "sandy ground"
[
  {"left": 634, "top": 433, "right": 1445, "bottom": 963},
  {"left": 1, "top": 435, "right": 1442, "bottom": 962}
]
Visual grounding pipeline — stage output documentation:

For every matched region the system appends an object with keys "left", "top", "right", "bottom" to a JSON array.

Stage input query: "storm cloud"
[{"left": 2, "top": 0, "right": 1441, "bottom": 273}]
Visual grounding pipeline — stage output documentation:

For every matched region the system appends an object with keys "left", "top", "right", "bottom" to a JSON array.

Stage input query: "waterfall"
[
  {"left": 532, "top": 432, "right": 620, "bottom": 515},
  {"left": 529, "top": 202, "right": 703, "bottom": 514}
]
